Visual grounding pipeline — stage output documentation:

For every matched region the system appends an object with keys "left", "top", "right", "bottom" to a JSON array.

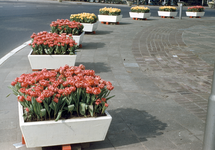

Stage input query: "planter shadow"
[
  {"left": 92, "top": 30, "right": 113, "bottom": 35},
  {"left": 75, "top": 62, "right": 111, "bottom": 73},
  {"left": 41, "top": 108, "right": 167, "bottom": 149},
  {"left": 81, "top": 42, "right": 105, "bottom": 50},
  {"left": 117, "top": 22, "right": 132, "bottom": 25},
  {"left": 88, "top": 108, "right": 167, "bottom": 149}
]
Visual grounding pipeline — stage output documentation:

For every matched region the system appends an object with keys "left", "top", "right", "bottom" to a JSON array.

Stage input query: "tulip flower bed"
[
  {"left": 130, "top": 6, "right": 150, "bottom": 13},
  {"left": 70, "top": 13, "right": 99, "bottom": 33},
  {"left": 187, "top": 6, "right": 204, "bottom": 12},
  {"left": 50, "top": 19, "right": 83, "bottom": 35},
  {"left": 29, "top": 31, "right": 77, "bottom": 55},
  {"left": 70, "top": 13, "right": 98, "bottom": 24},
  {"left": 9, "top": 64, "right": 114, "bottom": 122},
  {"left": 99, "top": 7, "right": 121, "bottom": 15},
  {"left": 159, "top": 6, "right": 177, "bottom": 12}
]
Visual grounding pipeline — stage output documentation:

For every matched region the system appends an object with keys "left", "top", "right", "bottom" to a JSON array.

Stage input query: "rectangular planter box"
[
  {"left": 129, "top": 12, "right": 151, "bottom": 19},
  {"left": 98, "top": 15, "right": 123, "bottom": 23},
  {"left": 28, "top": 50, "right": 77, "bottom": 70},
  {"left": 158, "top": 11, "right": 178, "bottom": 17},
  {"left": 72, "top": 31, "right": 85, "bottom": 45},
  {"left": 82, "top": 22, "right": 98, "bottom": 32},
  {"left": 186, "top": 11, "right": 205, "bottom": 17},
  {"left": 18, "top": 103, "right": 112, "bottom": 148}
]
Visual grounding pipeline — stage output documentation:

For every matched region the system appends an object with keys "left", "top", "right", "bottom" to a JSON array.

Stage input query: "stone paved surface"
[
  {"left": 132, "top": 18, "right": 215, "bottom": 123},
  {"left": 1, "top": 7, "right": 215, "bottom": 150}
]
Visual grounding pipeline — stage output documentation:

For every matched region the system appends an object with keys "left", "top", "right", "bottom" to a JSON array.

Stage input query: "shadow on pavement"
[
  {"left": 88, "top": 108, "right": 167, "bottom": 149},
  {"left": 118, "top": 22, "right": 132, "bottom": 25},
  {"left": 81, "top": 42, "right": 105, "bottom": 49},
  {"left": 86, "top": 30, "right": 113, "bottom": 35},
  {"left": 42, "top": 108, "right": 167, "bottom": 150},
  {"left": 75, "top": 62, "right": 111, "bottom": 73}
]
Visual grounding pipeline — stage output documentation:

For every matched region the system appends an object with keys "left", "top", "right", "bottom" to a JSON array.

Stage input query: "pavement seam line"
[{"left": 0, "top": 40, "right": 31, "bottom": 66}]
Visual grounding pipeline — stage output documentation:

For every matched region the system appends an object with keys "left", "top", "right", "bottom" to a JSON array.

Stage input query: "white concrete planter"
[
  {"left": 18, "top": 103, "right": 112, "bottom": 148},
  {"left": 28, "top": 50, "right": 77, "bottom": 70},
  {"left": 72, "top": 31, "right": 85, "bottom": 45},
  {"left": 186, "top": 11, "right": 205, "bottom": 17},
  {"left": 98, "top": 15, "right": 123, "bottom": 23},
  {"left": 82, "top": 22, "right": 98, "bottom": 32},
  {"left": 158, "top": 11, "right": 178, "bottom": 17},
  {"left": 129, "top": 12, "right": 151, "bottom": 19}
]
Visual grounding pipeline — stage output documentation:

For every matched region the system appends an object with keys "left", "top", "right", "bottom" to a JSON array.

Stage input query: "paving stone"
[{"left": 142, "top": 135, "right": 177, "bottom": 150}]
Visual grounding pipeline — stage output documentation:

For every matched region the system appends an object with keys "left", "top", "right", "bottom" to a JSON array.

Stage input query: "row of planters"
[
  {"left": 9, "top": 8, "right": 119, "bottom": 149},
  {"left": 28, "top": 8, "right": 122, "bottom": 70},
  {"left": 129, "top": 6, "right": 205, "bottom": 19}
]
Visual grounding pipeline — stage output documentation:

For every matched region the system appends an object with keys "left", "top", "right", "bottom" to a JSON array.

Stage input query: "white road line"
[
  {"left": 14, "top": 6, "right": 26, "bottom": 7},
  {"left": 36, "top": 5, "right": 48, "bottom": 7},
  {"left": 0, "top": 40, "right": 31, "bottom": 66}
]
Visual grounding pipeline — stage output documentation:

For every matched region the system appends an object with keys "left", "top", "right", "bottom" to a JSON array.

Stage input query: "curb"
[{"left": 0, "top": 40, "right": 31, "bottom": 66}]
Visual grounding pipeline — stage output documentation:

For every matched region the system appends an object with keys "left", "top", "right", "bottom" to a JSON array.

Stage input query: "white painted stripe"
[
  {"left": 14, "top": 6, "right": 26, "bottom": 7},
  {"left": 36, "top": 5, "right": 48, "bottom": 7},
  {"left": 0, "top": 40, "right": 31, "bottom": 66}
]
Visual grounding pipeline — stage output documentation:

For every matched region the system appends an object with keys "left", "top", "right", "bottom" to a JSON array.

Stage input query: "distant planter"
[
  {"left": 28, "top": 50, "right": 77, "bottom": 70},
  {"left": 98, "top": 7, "right": 122, "bottom": 24},
  {"left": 186, "top": 12, "right": 205, "bottom": 18},
  {"left": 158, "top": 11, "right": 178, "bottom": 18},
  {"left": 70, "top": 13, "right": 98, "bottom": 33},
  {"left": 72, "top": 31, "right": 85, "bottom": 46},
  {"left": 28, "top": 32, "right": 78, "bottom": 70},
  {"left": 82, "top": 22, "right": 99, "bottom": 33},
  {"left": 98, "top": 15, "right": 123, "bottom": 23},
  {"left": 186, "top": 6, "right": 205, "bottom": 18},
  {"left": 129, "top": 12, "right": 151, "bottom": 20}
]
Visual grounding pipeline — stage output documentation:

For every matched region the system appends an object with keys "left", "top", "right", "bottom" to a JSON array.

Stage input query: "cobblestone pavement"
[{"left": 132, "top": 17, "right": 215, "bottom": 123}]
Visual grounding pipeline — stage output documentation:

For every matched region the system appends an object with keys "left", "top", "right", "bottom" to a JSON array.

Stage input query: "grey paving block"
[
  {"left": 123, "top": 63, "right": 139, "bottom": 68},
  {"left": 177, "top": 140, "right": 203, "bottom": 150},
  {"left": 84, "top": 139, "right": 115, "bottom": 150},
  {"left": 0, "top": 117, "right": 18, "bottom": 130},
  {"left": 0, "top": 128, "right": 17, "bottom": 143},
  {"left": 107, "top": 132, "right": 140, "bottom": 148},
  {"left": 4, "top": 70, "right": 25, "bottom": 82},
  {"left": 0, "top": 142, "right": 41, "bottom": 150},
  {"left": 0, "top": 81, "right": 16, "bottom": 97},
  {"left": 163, "top": 129, "right": 201, "bottom": 146},
  {"left": 133, "top": 77, "right": 161, "bottom": 93},
  {"left": 142, "top": 135, "right": 177, "bottom": 150}
]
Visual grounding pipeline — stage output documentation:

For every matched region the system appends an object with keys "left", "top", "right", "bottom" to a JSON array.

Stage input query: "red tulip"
[{"left": 25, "top": 108, "right": 29, "bottom": 112}]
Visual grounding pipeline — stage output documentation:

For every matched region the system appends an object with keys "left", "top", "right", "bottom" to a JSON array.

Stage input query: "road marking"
[
  {"left": 0, "top": 6, "right": 3, "bottom": 8},
  {"left": 14, "top": 5, "right": 26, "bottom": 7},
  {"left": 0, "top": 40, "right": 31, "bottom": 66},
  {"left": 36, "top": 5, "right": 48, "bottom": 7},
  {"left": 57, "top": 6, "right": 68, "bottom": 7}
]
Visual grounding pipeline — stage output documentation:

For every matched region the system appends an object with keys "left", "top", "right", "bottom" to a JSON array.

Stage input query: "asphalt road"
[{"left": 0, "top": 1, "right": 215, "bottom": 59}]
